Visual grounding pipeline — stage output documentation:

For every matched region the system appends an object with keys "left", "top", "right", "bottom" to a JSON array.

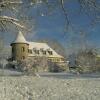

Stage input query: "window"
[
  {"left": 28, "top": 49, "right": 32, "bottom": 54},
  {"left": 48, "top": 51, "right": 53, "bottom": 55},
  {"left": 12, "top": 47, "right": 14, "bottom": 53},
  {"left": 42, "top": 51, "right": 46, "bottom": 55},
  {"left": 22, "top": 47, "right": 25, "bottom": 52},
  {"left": 36, "top": 50, "right": 40, "bottom": 54},
  {"left": 34, "top": 50, "right": 40, "bottom": 54},
  {"left": 57, "top": 59, "right": 60, "bottom": 62},
  {"left": 61, "top": 58, "right": 64, "bottom": 61}
]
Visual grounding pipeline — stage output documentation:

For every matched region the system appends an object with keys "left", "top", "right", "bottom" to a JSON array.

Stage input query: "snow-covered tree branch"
[{"left": 0, "top": 16, "right": 28, "bottom": 31}]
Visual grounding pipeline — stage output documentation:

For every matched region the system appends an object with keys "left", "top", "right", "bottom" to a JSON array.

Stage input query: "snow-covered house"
[{"left": 10, "top": 31, "right": 65, "bottom": 63}]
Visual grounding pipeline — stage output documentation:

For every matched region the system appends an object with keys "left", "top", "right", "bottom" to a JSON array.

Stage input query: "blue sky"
[{"left": 1, "top": 0, "right": 100, "bottom": 54}]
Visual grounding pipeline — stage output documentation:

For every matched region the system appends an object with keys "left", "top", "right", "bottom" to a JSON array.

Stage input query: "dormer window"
[
  {"left": 33, "top": 48, "right": 36, "bottom": 50},
  {"left": 48, "top": 51, "right": 53, "bottom": 55},
  {"left": 42, "top": 51, "right": 46, "bottom": 55},
  {"left": 34, "top": 50, "right": 40, "bottom": 54},
  {"left": 40, "top": 48, "right": 44, "bottom": 51}
]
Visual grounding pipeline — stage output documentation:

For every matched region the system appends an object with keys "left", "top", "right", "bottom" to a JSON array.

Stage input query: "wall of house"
[
  {"left": 48, "top": 57, "right": 65, "bottom": 63},
  {"left": 11, "top": 43, "right": 29, "bottom": 61}
]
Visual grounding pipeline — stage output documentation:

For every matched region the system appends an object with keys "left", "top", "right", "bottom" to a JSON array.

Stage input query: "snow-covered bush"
[
  {"left": 15, "top": 57, "right": 47, "bottom": 74},
  {"left": 6, "top": 56, "right": 68, "bottom": 74},
  {"left": 48, "top": 61, "right": 68, "bottom": 72},
  {"left": 17, "top": 57, "right": 68, "bottom": 73},
  {"left": 76, "top": 49, "right": 97, "bottom": 73},
  {"left": 6, "top": 61, "right": 16, "bottom": 69}
]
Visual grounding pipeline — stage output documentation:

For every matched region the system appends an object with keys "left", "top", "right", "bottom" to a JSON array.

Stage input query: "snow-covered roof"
[
  {"left": 28, "top": 42, "right": 63, "bottom": 58},
  {"left": 11, "top": 31, "right": 29, "bottom": 44}
]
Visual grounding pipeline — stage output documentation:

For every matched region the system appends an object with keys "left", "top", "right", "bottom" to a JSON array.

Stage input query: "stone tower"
[{"left": 10, "top": 31, "right": 29, "bottom": 61}]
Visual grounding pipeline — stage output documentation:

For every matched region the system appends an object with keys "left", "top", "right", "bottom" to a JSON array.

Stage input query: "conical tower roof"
[{"left": 11, "top": 31, "right": 29, "bottom": 45}]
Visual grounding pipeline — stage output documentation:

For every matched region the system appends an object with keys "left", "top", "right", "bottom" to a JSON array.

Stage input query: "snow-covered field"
[{"left": 0, "top": 76, "right": 100, "bottom": 100}]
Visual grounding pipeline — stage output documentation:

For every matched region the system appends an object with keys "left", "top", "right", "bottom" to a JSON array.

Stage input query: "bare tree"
[
  {"left": 29, "top": 0, "right": 100, "bottom": 29},
  {"left": 0, "top": 0, "right": 35, "bottom": 32},
  {"left": 76, "top": 48, "right": 97, "bottom": 73},
  {"left": 0, "top": 0, "right": 99, "bottom": 33},
  {"left": 29, "top": 0, "right": 100, "bottom": 55},
  {"left": 0, "top": 0, "right": 99, "bottom": 37}
]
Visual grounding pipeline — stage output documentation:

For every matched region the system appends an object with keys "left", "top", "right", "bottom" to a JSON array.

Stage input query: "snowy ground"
[
  {"left": 0, "top": 69, "right": 22, "bottom": 76},
  {"left": 0, "top": 75, "right": 100, "bottom": 100}
]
